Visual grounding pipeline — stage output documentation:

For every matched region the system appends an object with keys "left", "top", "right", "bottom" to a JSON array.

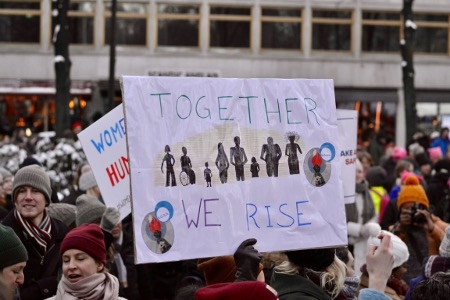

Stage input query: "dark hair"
[
  {"left": 411, "top": 272, "right": 450, "bottom": 300},
  {"left": 174, "top": 283, "right": 202, "bottom": 300},
  {"left": 335, "top": 247, "right": 350, "bottom": 264}
]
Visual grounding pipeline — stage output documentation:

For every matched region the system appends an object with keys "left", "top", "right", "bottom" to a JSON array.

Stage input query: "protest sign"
[
  {"left": 77, "top": 104, "right": 131, "bottom": 220},
  {"left": 122, "top": 76, "right": 348, "bottom": 263},
  {"left": 337, "top": 109, "right": 358, "bottom": 204}
]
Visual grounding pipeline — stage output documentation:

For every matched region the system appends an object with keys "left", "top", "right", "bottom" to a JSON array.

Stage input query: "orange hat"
[{"left": 397, "top": 175, "right": 429, "bottom": 208}]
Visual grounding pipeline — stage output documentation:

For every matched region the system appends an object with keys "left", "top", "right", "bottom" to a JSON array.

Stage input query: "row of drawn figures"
[{"left": 159, "top": 132, "right": 322, "bottom": 187}]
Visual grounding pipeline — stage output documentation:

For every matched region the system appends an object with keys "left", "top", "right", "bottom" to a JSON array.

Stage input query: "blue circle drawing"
[
  {"left": 320, "top": 142, "right": 336, "bottom": 162},
  {"left": 155, "top": 201, "right": 174, "bottom": 222}
]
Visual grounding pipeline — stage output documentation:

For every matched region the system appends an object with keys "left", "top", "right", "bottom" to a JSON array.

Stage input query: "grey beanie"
[
  {"left": 47, "top": 203, "right": 76, "bottom": 229},
  {"left": 0, "top": 224, "right": 28, "bottom": 269},
  {"left": 76, "top": 194, "right": 106, "bottom": 226},
  {"left": 12, "top": 165, "right": 52, "bottom": 204},
  {"left": 0, "top": 167, "right": 13, "bottom": 179},
  {"left": 79, "top": 171, "right": 97, "bottom": 191}
]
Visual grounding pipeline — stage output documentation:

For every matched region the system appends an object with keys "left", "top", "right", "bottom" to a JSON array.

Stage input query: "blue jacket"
[{"left": 359, "top": 289, "right": 391, "bottom": 300}]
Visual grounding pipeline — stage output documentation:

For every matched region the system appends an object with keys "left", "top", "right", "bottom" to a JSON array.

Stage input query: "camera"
[{"left": 410, "top": 203, "right": 427, "bottom": 224}]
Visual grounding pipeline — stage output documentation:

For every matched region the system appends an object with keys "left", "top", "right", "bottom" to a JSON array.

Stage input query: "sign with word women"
[
  {"left": 77, "top": 104, "right": 131, "bottom": 220},
  {"left": 122, "top": 76, "right": 347, "bottom": 263}
]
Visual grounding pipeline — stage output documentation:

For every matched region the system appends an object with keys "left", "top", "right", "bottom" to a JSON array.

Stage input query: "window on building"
[
  {"left": 0, "top": 0, "right": 40, "bottom": 43},
  {"left": 260, "top": 7, "right": 302, "bottom": 50},
  {"left": 105, "top": 1, "right": 147, "bottom": 46},
  {"left": 157, "top": 4, "right": 200, "bottom": 47},
  {"left": 312, "top": 10, "right": 352, "bottom": 51},
  {"left": 67, "top": 1, "right": 95, "bottom": 45},
  {"left": 362, "top": 12, "right": 401, "bottom": 52},
  {"left": 414, "top": 14, "right": 449, "bottom": 54},
  {"left": 210, "top": 6, "right": 251, "bottom": 48}
]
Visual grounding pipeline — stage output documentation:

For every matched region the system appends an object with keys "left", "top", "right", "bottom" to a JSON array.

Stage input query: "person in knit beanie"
[
  {"left": 360, "top": 231, "right": 410, "bottom": 299},
  {"left": 0, "top": 167, "right": 14, "bottom": 211},
  {"left": 12, "top": 165, "right": 52, "bottom": 206},
  {"left": 390, "top": 175, "right": 448, "bottom": 283},
  {"left": 75, "top": 194, "right": 106, "bottom": 226},
  {"left": 0, "top": 224, "right": 28, "bottom": 300},
  {"left": 1, "top": 165, "right": 69, "bottom": 300},
  {"left": 47, "top": 203, "right": 77, "bottom": 230},
  {"left": 78, "top": 171, "right": 103, "bottom": 203},
  {"left": 45, "top": 224, "right": 126, "bottom": 300}
]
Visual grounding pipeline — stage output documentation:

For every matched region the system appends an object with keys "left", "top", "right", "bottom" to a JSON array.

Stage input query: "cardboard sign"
[
  {"left": 122, "top": 76, "right": 348, "bottom": 263},
  {"left": 77, "top": 105, "right": 131, "bottom": 220}
]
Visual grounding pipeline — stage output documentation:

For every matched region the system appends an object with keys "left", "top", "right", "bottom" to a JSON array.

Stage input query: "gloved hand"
[
  {"left": 233, "top": 238, "right": 262, "bottom": 282},
  {"left": 100, "top": 207, "right": 120, "bottom": 233}
]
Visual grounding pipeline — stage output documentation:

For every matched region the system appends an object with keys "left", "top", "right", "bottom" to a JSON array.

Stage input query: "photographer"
[{"left": 390, "top": 175, "right": 448, "bottom": 284}]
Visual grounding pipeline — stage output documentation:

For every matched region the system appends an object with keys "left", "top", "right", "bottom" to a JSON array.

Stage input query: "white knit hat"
[{"left": 368, "top": 230, "right": 409, "bottom": 269}]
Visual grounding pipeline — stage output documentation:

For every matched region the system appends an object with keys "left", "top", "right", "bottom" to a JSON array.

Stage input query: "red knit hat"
[
  {"left": 195, "top": 281, "right": 278, "bottom": 300},
  {"left": 60, "top": 224, "right": 106, "bottom": 264}
]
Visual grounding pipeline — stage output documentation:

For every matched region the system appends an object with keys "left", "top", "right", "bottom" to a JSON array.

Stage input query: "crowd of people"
[{"left": 1, "top": 125, "right": 450, "bottom": 300}]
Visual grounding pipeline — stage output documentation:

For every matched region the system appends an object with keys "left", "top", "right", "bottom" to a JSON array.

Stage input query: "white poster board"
[
  {"left": 77, "top": 105, "right": 131, "bottom": 220},
  {"left": 122, "top": 76, "right": 348, "bottom": 263},
  {"left": 337, "top": 109, "right": 358, "bottom": 204}
]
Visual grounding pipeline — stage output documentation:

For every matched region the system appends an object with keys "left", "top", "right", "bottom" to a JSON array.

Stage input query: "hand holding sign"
[{"left": 234, "top": 238, "right": 262, "bottom": 282}]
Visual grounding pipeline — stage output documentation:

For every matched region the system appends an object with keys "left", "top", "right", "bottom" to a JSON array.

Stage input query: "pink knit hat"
[
  {"left": 400, "top": 170, "right": 423, "bottom": 183},
  {"left": 428, "top": 147, "right": 443, "bottom": 161},
  {"left": 392, "top": 146, "right": 407, "bottom": 161}
]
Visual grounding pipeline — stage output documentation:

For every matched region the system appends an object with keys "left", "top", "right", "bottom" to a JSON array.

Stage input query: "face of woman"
[
  {"left": 2, "top": 176, "right": 13, "bottom": 195},
  {"left": 355, "top": 166, "right": 364, "bottom": 184},
  {"left": 0, "top": 262, "right": 26, "bottom": 298},
  {"left": 360, "top": 158, "right": 371, "bottom": 173},
  {"left": 62, "top": 249, "right": 103, "bottom": 284}
]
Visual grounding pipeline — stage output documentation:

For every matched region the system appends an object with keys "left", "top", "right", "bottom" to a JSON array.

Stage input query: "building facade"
[{"left": 1, "top": 0, "right": 450, "bottom": 147}]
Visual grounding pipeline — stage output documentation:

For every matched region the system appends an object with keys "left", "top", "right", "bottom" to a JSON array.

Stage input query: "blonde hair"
[{"left": 274, "top": 255, "right": 346, "bottom": 299}]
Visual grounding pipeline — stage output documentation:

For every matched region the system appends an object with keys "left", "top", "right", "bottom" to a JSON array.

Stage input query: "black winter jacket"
[{"left": 2, "top": 210, "right": 68, "bottom": 300}]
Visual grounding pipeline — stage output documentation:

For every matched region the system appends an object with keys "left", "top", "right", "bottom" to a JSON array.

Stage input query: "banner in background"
[
  {"left": 122, "top": 76, "right": 348, "bottom": 263},
  {"left": 337, "top": 109, "right": 358, "bottom": 204}
]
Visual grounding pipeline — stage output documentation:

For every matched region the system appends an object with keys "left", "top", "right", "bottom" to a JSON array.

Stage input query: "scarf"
[
  {"left": 335, "top": 276, "right": 360, "bottom": 300},
  {"left": 14, "top": 209, "right": 52, "bottom": 255},
  {"left": 56, "top": 273, "right": 120, "bottom": 300},
  {"left": 345, "top": 180, "right": 376, "bottom": 224},
  {"left": 423, "top": 255, "right": 450, "bottom": 278}
]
